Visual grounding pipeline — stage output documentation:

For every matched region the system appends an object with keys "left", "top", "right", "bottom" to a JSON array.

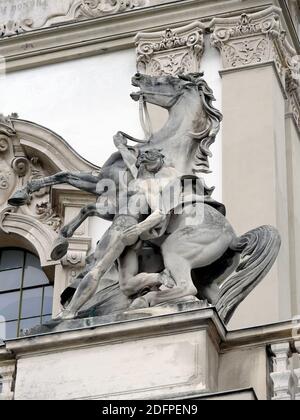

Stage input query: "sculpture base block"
[
  {"left": 27, "top": 298, "right": 207, "bottom": 336},
  {"left": 10, "top": 306, "right": 225, "bottom": 400}
]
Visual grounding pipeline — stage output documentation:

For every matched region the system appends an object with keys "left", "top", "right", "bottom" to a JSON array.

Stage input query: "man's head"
[{"left": 136, "top": 149, "right": 165, "bottom": 173}]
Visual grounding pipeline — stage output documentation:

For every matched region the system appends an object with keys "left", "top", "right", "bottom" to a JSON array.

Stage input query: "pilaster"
[{"left": 210, "top": 6, "right": 293, "bottom": 328}]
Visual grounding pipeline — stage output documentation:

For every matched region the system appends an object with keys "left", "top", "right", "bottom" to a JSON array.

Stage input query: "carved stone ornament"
[
  {"left": 210, "top": 6, "right": 300, "bottom": 133},
  {"left": 77, "top": 0, "right": 142, "bottom": 19},
  {"left": 0, "top": 116, "right": 61, "bottom": 235},
  {"left": 136, "top": 21, "right": 205, "bottom": 76},
  {"left": 0, "top": 0, "right": 146, "bottom": 38},
  {"left": 0, "top": 114, "right": 17, "bottom": 137},
  {"left": 0, "top": 19, "right": 33, "bottom": 38},
  {"left": 210, "top": 7, "right": 286, "bottom": 74},
  {"left": 284, "top": 46, "right": 300, "bottom": 133}
]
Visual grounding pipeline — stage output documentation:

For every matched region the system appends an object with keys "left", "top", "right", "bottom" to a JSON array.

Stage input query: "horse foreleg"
[
  {"left": 8, "top": 172, "right": 99, "bottom": 206},
  {"left": 51, "top": 203, "right": 107, "bottom": 261},
  {"left": 60, "top": 204, "right": 99, "bottom": 238}
]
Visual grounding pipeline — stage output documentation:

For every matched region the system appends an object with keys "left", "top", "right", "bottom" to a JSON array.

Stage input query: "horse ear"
[
  {"left": 190, "top": 72, "right": 204, "bottom": 78},
  {"left": 178, "top": 74, "right": 191, "bottom": 82}
]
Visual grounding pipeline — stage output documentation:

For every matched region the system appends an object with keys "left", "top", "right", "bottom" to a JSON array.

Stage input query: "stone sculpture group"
[{"left": 9, "top": 72, "right": 281, "bottom": 324}]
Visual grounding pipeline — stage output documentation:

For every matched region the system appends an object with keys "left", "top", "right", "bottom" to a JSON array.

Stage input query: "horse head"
[{"left": 131, "top": 72, "right": 223, "bottom": 174}]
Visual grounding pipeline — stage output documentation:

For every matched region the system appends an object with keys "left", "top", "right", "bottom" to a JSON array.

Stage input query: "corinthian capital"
[
  {"left": 136, "top": 21, "right": 205, "bottom": 76},
  {"left": 210, "top": 6, "right": 286, "bottom": 71}
]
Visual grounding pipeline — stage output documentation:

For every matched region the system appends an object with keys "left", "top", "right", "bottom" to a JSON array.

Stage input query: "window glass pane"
[
  {"left": 3, "top": 320, "right": 18, "bottom": 340},
  {"left": 23, "top": 253, "right": 49, "bottom": 287},
  {"left": 0, "top": 249, "right": 24, "bottom": 270},
  {"left": 21, "top": 288, "right": 43, "bottom": 319},
  {"left": 0, "top": 268, "right": 23, "bottom": 292},
  {"left": 19, "top": 317, "right": 41, "bottom": 337},
  {"left": 0, "top": 291, "right": 20, "bottom": 321},
  {"left": 42, "top": 286, "right": 53, "bottom": 315}
]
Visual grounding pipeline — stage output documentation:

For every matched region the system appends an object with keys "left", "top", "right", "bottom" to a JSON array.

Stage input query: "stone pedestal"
[{"left": 6, "top": 305, "right": 225, "bottom": 400}]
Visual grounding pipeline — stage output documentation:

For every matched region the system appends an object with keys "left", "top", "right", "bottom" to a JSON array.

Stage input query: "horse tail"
[{"left": 216, "top": 225, "right": 281, "bottom": 324}]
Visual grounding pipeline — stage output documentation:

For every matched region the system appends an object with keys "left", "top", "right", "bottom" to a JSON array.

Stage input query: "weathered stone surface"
[
  {"left": 26, "top": 298, "right": 206, "bottom": 336},
  {"left": 0, "top": 0, "right": 174, "bottom": 38},
  {"left": 11, "top": 307, "right": 222, "bottom": 400}
]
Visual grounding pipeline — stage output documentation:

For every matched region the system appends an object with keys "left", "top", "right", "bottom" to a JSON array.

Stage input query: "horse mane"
[{"left": 179, "top": 73, "right": 223, "bottom": 174}]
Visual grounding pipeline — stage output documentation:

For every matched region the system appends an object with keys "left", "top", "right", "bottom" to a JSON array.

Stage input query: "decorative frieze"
[
  {"left": 0, "top": 0, "right": 149, "bottom": 38},
  {"left": 136, "top": 21, "right": 205, "bottom": 76}
]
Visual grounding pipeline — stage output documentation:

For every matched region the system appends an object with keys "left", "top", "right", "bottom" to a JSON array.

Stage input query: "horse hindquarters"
[
  {"left": 149, "top": 206, "right": 235, "bottom": 306},
  {"left": 162, "top": 204, "right": 236, "bottom": 270}
]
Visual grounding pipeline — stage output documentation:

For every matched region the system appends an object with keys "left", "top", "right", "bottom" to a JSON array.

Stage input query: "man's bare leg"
[{"left": 56, "top": 216, "right": 139, "bottom": 320}]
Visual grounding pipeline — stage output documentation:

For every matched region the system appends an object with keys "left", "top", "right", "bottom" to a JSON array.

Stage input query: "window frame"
[{"left": 0, "top": 248, "right": 53, "bottom": 338}]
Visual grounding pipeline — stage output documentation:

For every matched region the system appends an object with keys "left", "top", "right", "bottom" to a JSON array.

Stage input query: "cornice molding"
[{"left": 0, "top": 0, "right": 277, "bottom": 73}]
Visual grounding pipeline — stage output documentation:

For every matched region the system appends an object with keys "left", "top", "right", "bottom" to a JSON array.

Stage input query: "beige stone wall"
[
  {"left": 222, "top": 65, "right": 291, "bottom": 328},
  {"left": 286, "top": 114, "right": 300, "bottom": 315}
]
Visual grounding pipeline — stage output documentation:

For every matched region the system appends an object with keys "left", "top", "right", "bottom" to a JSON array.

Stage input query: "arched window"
[{"left": 0, "top": 248, "right": 53, "bottom": 339}]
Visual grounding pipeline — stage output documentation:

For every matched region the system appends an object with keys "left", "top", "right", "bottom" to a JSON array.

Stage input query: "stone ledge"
[
  {"left": 186, "top": 387, "right": 258, "bottom": 400},
  {"left": 5, "top": 304, "right": 226, "bottom": 357}
]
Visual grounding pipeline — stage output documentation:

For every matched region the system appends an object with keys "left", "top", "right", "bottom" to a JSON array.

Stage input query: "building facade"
[{"left": 0, "top": 0, "right": 300, "bottom": 400}]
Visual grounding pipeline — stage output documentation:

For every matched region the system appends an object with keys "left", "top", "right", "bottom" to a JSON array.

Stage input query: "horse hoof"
[
  {"left": 53, "top": 309, "right": 75, "bottom": 321},
  {"left": 51, "top": 237, "right": 69, "bottom": 261},
  {"left": 8, "top": 189, "right": 30, "bottom": 207},
  {"left": 130, "top": 297, "right": 150, "bottom": 310}
]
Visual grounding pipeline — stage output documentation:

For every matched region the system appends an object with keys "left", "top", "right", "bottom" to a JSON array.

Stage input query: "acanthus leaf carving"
[
  {"left": 136, "top": 21, "right": 205, "bottom": 76},
  {"left": 210, "top": 7, "right": 285, "bottom": 70}
]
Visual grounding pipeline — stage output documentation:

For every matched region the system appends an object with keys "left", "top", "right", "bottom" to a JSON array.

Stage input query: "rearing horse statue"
[{"left": 8, "top": 72, "right": 281, "bottom": 324}]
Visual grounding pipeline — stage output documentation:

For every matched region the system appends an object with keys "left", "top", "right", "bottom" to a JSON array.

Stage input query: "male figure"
[{"left": 56, "top": 133, "right": 180, "bottom": 320}]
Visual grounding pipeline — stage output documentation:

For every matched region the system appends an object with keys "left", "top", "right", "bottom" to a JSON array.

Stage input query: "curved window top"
[{"left": 0, "top": 248, "right": 53, "bottom": 339}]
